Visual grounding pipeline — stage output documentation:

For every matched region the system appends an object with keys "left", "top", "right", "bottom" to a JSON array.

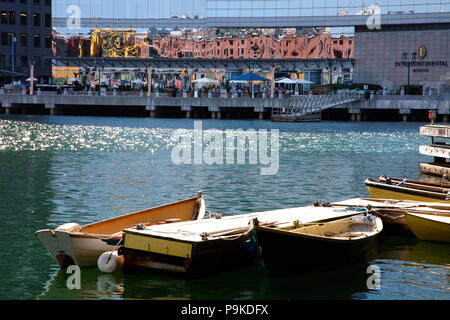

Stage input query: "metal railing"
[{"left": 271, "top": 92, "right": 363, "bottom": 121}]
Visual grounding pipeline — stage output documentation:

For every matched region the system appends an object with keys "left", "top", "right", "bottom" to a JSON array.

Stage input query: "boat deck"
[{"left": 123, "top": 206, "right": 363, "bottom": 244}]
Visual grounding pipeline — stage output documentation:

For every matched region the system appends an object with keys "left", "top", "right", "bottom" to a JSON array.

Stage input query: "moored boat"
[
  {"left": 405, "top": 212, "right": 450, "bottom": 243},
  {"left": 249, "top": 213, "right": 383, "bottom": 276},
  {"left": 35, "top": 192, "right": 206, "bottom": 269},
  {"left": 365, "top": 176, "right": 450, "bottom": 202},
  {"left": 118, "top": 206, "right": 367, "bottom": 277}
]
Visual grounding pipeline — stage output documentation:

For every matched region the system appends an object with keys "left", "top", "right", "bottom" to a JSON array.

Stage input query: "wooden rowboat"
[
  {"left": 365, "top": 176, "right": 450, "bottom": 202},
  {"left": 249, "top": 213, "right": 383, "bottom": 276},
  {"left": 35, "top": 192, "right": 206, "bottom": 269},
  {"left": 406, "top": 212, "right": 450, "bottom": 243},
  {"left": 119, "top": 206, "right": 366, "bottom": 277}
]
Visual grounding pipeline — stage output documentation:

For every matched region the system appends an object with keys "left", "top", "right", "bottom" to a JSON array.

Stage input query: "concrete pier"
[{"left": 0, "top": 92, "right": 448, "bottom": 121}]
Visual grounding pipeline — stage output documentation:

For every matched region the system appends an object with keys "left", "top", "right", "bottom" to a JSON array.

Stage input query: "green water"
[{"left": 0, "top": 115, "right": 448, "bottom": 300}]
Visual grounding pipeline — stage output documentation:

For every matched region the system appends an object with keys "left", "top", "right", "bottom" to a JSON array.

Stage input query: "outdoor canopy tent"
[
  {"left": 275, "top": 77, "right": 297, "bottom": 84},
  {"left": 275, "top": 77, "right": 314, "bottom": 94}
]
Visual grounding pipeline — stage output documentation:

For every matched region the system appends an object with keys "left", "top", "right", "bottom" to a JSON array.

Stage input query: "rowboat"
[
  {"left": 406, "top": 212, "right": 450, "bottom": 243},
  {"left": 365, "top": 175, "right": 450, "bottom": 202},
  {"left": 35, "top": 192, "right": 206, "bottom": 269},
  {"left": 118, "top": 206, "right": 366, "bottom": 277},
  {"left": 249, "top": 213, "right": 383, "bottom": 276}
]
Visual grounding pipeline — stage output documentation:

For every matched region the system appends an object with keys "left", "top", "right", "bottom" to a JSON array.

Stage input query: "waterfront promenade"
[{"left": 0, "top": 90, "right": 449, "bottom": 121}]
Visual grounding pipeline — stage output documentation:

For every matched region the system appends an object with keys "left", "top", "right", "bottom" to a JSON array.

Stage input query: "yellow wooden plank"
[{"left": 124, "top": 233, "right": 192, "bottom": 258}]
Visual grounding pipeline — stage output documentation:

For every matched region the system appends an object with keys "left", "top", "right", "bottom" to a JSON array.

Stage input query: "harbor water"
[{"left": 0, "top": 115, "right": 448, "bottom": 300}]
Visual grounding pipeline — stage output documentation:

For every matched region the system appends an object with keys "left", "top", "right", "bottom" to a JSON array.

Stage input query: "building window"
[
  {"left": 33, "top": 0, "right": 40, "bottom": 5},
  {"left": 20, "top": 33, "right": 27, "bottom": 46},
  {"left": 45, "top": 35, "right": 51, "bottom": 48},
  {"left": 20, "top": 12, "right": 27, "bottom": 25},
  {"left": 1, "top": 11, "right": 7, "bottom": 24},
  {"left": 21, "top": 56, "right": 28, "bottom": 67},
  {"left": 1, "top": 32, "right": 8, "bottom": 46},
  {"left": 45, "top": 14, "right": 51, "bottom": 27},
  {"left": 33, "top": 13, "right": 40, "bottom": 26},
  {"left": 21, "top": 0, "right": 27, "bottom": 4},
  {"left": 9, "top": 11, "right": 16, "bottom": 24},
  {"left": 33, "top": 34, "right": 40, "bottom": 47}
]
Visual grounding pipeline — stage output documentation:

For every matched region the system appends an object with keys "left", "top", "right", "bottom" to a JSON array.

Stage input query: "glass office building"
[
  {"left": 206, "top": 0, "right": 450, "bottom": 17},
  {"left": 51, "top": 0, "right": 450, "bottom": 19},
  {"left": 49, "top": 0, "right": 450, "bottom": 89}
]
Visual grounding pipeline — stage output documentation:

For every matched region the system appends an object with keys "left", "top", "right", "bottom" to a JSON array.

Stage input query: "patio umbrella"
[
  {"left": 192, "top": 77, "right": 218, "bottom": 83},
  {"left": 229, "top": 73, "right": 271, "bottom": 82},
  {"left": 293, "top": 79, "right": 314, "bottom": 94},
  {"left": 26, "top": 77, "right": 38, "bottom": 81},
  {"left": 294, "top": 79, "right": 314, "bottom": 84},
  {"left": 275, "top": 78, "right": 297, "bottom": 84}
]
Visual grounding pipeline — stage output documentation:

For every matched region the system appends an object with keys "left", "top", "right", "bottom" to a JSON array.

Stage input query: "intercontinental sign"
[
  {"left": 395, "top": 60, "right": 448, "bottom": 67},
  {"left": 394, "top": 45, "right": 448, "bottom": 72}
]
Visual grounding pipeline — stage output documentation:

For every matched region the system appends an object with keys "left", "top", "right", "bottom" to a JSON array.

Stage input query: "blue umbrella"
[{"left": 229, "top": 73, "right": 271, "bottom": 82}]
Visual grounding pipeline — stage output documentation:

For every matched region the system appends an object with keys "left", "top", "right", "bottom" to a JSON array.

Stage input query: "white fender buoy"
[{"left": 97, "top": 251, "right": 124, "bottom": 273}]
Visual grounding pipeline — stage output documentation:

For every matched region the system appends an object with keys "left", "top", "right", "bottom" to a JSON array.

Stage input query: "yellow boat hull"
[
  {"left": 366, "top": 185, "right": 449, "bottom": 203},
  {"left": 406, "top": 213, "right": 450, "bottom": 243}
]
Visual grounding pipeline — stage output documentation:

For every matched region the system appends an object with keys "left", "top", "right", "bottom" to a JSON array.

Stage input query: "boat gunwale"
[
  {"left": 406, "top": 211, "right": 450, "bottom": 224},
  {"left": 365, "top": 178, "right": 447, "bottom": 200},
  {"left": 378, "top": 176, "right": 450, "bottom": 189},
  {"left": 253, "top": 217, "right": 383, "bottom": 243},
  {"left": 80, "top": 196, "right": 200, "bottom": 231}
]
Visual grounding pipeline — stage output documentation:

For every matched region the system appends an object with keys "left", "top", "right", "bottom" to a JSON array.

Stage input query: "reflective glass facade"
[
  {"left": 52, "top": 0, "right": 450, "bottom": 19},
  {"left": 207, "top": 0, "right": 450, "bottom": 17},
  {"left": 53, "top": 0, "right": 206, "bottom": 19}
]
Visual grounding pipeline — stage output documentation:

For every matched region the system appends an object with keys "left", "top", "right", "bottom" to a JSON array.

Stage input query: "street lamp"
[
  {"left": 402, "top": 51, "right": 417, "bottom": 95},
  {"left": 326, "top": 58, "right": 333, "bottom": 94},
  {"left": 249, "top": 61, "right": 254, "bottom": 98}
]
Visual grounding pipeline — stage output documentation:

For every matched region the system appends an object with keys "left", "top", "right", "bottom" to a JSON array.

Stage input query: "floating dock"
[
  {"left": 119, "top": 206, "right": 365, "bottom": 276},
  {"left": 419, "top": 123, "right": 450, "bottom": 178}
]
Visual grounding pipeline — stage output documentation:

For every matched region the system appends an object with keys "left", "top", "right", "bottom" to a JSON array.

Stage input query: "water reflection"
[{"left": 36, "top": 236, "right": 449, "bottom": 300}]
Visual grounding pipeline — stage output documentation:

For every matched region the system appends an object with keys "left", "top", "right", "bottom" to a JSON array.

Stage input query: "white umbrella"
[
  {"left": 26, "top": 78, "right": 38, "bottom": 81},
  {"left": 229, "top": 80, "right": 249, "bottom": 84},
  {"left": 275, "top": 78, "right": 297, "bottom": 84},
  {"left": 193, "top": 77, "right": 218, "bottom": 83},
  {"left": 132, "top": 79, "right": 144, "bottom": 84},
  {"left": 294, "top": 79, "right": 314, "bottom": 84}
]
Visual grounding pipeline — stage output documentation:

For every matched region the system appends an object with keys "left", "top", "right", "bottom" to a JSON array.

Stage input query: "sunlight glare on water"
[{"left": 0, "top": 115, "right": 448, "bottom": 300}]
